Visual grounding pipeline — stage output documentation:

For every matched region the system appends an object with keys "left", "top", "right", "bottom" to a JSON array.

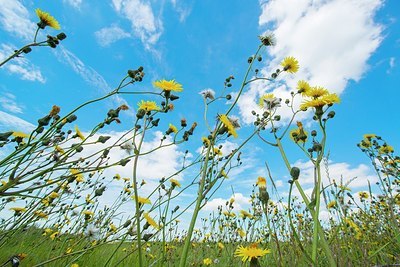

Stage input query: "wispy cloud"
[
  {"left": 0, "top": 44, "right": 45, "bottom": 83},
  {"left": 63, "top": 0, "right": 83, "bottom": 9},
  {"left": 0, "top": 92, "right": 23, "bottom": 114},
  {"left": 170, "top": 0, "right": 192, "bottom": 22},
  {"left": 111, "top": 0, "right": 163, "bottom": 50},
  {"left": 95, "top": 24, "right": 131, "bottom": 47},
  {"left": 0, "top": 110, "right": 35, "bottom": 132},
  {"left": 238, "top": 0, "right": 383, "bottom": 124},
  {"left": 0, "top": 0, "right": 36, "bottom": 40}
]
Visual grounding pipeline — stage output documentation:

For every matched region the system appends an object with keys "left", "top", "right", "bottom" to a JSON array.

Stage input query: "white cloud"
[
  {"left": 0, "top": 92, "right": 23, "bottom": 113},
  {"left": 203, "top": 193, "right": 251, "bottom": 212},
  {"left": 0, "top": 110, "right": 35, "bottom": 132},
  {"left": 112, "top": 0, "right": 163, "bottom": 49},
  {"left": 387, "top": 57, "right": 395, "bottom": 73},
  {"left": 238, "top": 0, "right": 383, "bottom": 124},
  {"left": 292, "top": 159, "right": 378, "bottom": 190},
  {"left": 170, "top": 0, "right": 192, "bottom": 22},
  {"left": 0, "top": 44, "right": 45, "bottom": 83},
  {"left": 0, "top": 0, "right": 36, "bottom": 40},
  {"left": 95, "top": 25, "right": 131, "bottom": 47},
  {"left": 63, "top": 0, "right": 83, "bottom": 9}
]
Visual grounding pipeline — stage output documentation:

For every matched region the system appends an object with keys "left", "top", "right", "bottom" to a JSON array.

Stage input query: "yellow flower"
[
  {"left": 168, "top": 123, "right": 178, "bottom": 134},
  {"left": 327, "top": 200, "right": 337, "bottom": 209},
  {"left": 43, "top": 228, "right": 53, "bottom": 236},
  {"left": 114, "top": 174, "right": 121, "bottom": 180},
  {"left": 74, "top": 125, "right": 85, "bottom": 140},
  {"left": 49, "top": 192, "right": 59, "bottom": 199},
  {"left": 70, "top": 169, "right": 84, "bottom": 183},
  {"left": 12, "top": 131, "right": 29, "bottom": 138},
  {"left": 219, "top": 114, "right": 238, "bottom": 138},
  {"left": 50, "top": 231, "right": 59, "bottom": 240},
  {"left": 35, "top": 9, "right": 60, "bottom": 30},
  {"left": 363, "top": 134, "right": 376, "bottom": 140},
  {"left": 237, "top": 228, "right": 246, "bottom": 238},
  {"left": 109, "top": 223, "right": 117, "bottom": 232},
  {"left": 10, "top": 207, "right": 27, "bottom": 213},
  {"left": 258, "top": 93, "right": 274, "bottom": 108},
  {"left": 306, "top": 86, "right": 329, "bottom": 98},
  {"left": 300, "top": 93, "right": 340, "bottom": 110},
  {"left": 297, "top": 80, "right": 311, "bottom": 95},
  {"left": 239, "top": 210, "right": 253, "bottom": 219},
  {"left": 256, "top": 176, "right": 266, "bottom": 189},
  {"left": 234, "top": 243, "right": 271, "bottom": 262},
  {"left": 144, "top": 212, "right": 159, "bottom": 229},
  {"left": 71, "top": 264, "right": 79, "bottom": 267},
  {"left": 153, "top": 79, "right": 183, "bottom": 92},
  {"left": 378, "top": 145, "right": 394, "bottom": 154},
  {"left": 83, "top": 210, "right": 94, "bottom": 217},
  {"left": 201, "top": 136, "right": 211, "bottom": 147},
  {"left": 66, "top": 247, "right": 73, "bottom": 254},
  {"left": 170, "top": 178, "right": 181, "bottom": 188},
  {"left": 55, "top": 145, "right": 65, "bottom": 154},
  {"left": 213, "top": 147, "right": 222, "bottom": 156},
  {"left": 203, "top": 258, "right": 212, "bottom": 265},
  {"left": 280, "top": 56, "right": 299, "bottom": 74},
  {"left": 133, "top": 196, "right": 151, "bottom": 205},
  {"left": 34, "top": 210, "right": 48, "bottom": 219},
  {"left": 223, "top": 211, "right": 236, "bottom": 217},
  {"left": 137, "top": 100, "right": 160, "bottom": 111},
  {"left": 358, "top": 191, "right": 369, "bottom": 200}
]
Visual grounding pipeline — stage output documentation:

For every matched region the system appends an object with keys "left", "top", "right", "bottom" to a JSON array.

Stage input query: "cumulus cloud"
[
  {"left": 63, "top": 0, "right": 83, "bottom": 9},
  {"left": 95, "top": 25, "right": 131, "bottom": 47},
  {"left": 0, "top": 0, "right": 36, "bottom": 40},
  {"left": 238, "top": 0, "right": 383, "bottom": 124},
  {"left": 0, "top": 110, "right": 35, "bottom": 132},
  {"left": 0, "top": 44, "right": 45, "bottom": 83},
  {"left": 111, "top": 0, "right": 163, "bottom": 49},
  {"left": 203, "top": 193, "right": 251, "bottom": 212}
]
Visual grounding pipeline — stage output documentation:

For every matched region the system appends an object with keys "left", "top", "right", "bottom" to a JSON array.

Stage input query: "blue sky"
[{"left": 0, "top": 0, "right": 399, "bottom": 223}]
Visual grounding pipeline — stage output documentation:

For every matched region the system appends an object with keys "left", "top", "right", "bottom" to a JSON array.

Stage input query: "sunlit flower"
[
  {"left": 71, "top": 264, "right": 79, "bottom": 267},
  {"left": 83, "top": 210, "right": 94, "bottom": 219},
  {"left": 55, "top": 145, "right": 65, "bottom": 154},
  {"left": 109, "top": 223, "right": 117, "bottom": 233},
  {"left": 358, "top": 191, "right": 369, "bottom": 200},
  {"left": 153, "top": 79, "right": 183, "bottom": 92},
  {"left": 43, "top": 228, "right": 53, "bottom": 236},
  {"left": 12, "top": 131, "right": 29, "bottom": 138},
  {"left": 144, "top": 212, "right": 159, "bottom": 229},
  {"left": 10, "top": 207, "right": 27, "bottom": 214},
  {"left": 239, "top": 210, "right": 254, "bottom": 219},
  {"left": 203, "top": 258, "right": 212, "bottom": 265},
  {"left": 70, "top": 168, "right": 84, "bottom": 183},
  {"left": 133, "top": 196, "right": 151, "bottom": 205},
  {"left": 35, "top": 9, "right": 60, "bottom": 30},
  {"left": 114, "top": 174, "right": 121, "bottom": 180},
  {"left": 50, "top": 231, "right": 59, "bottom": 240},
  {"left": 280, "top": 56, "right": 299, "bottom": 73},
  {"left": 258, "top": 93, "right": 281, "bottom": 109},
  {"left": 256, "top": 176, "right": 266, "bottom": 189},
  {"left": 34, "top": 210, "right": 48, "bottom": 219},
  {"left": 378, "top": 145, "right": 394, "bottom": 154},
  {"left": 219, "top": 114, "right": 238, "bottom": 138},
  {"left": 167, "top": 123, "right": 178, "bottom": 134},
  {"left": 201, "top": 136, "right": 211, "bottom": 147},
  {"left": 49, "top": 192, "right": 59, "bottom": 199},
  {"left": 218, "top": 242, "right": 225, "bottom": 250},
  {"left": 213, "top": 147, "right": 222, "bottom": 156},
  {"left": 234, "top": 243, "right": 271, "bottom": 262},
  {"left": 300, "top": 93, "right": 340, "bottom": 110},
  {"left": 137, "top": 100, "right": 160, "bottom": 111},
  {"left": 74, "top": 125, "right": 85, "bottom": 140},
  {"left": 327, "top": 200, "right": 337, "bottom": 209},
  {"left": 306, "top": 86, "right": 329, "bottom": 98},
  {"left": 237, "top": 228, "right": 246, "bottom": 238},
  {"left": 297, "top": 80, "right": 311, "bottom": 95},
  {"left": 363, "top": 134, "right": 376, "bottom": 140},
  {"left": 170, "top": 179, "right": 181, "bottom": 188}
]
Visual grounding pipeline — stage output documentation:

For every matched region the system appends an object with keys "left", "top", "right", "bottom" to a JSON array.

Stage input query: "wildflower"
[
  {"left": 85, "top": 224, "right": 99, "bottom": 239},
  {"left": 70, "top": 169, "right": 84, "bottom": 183},
  {"left": 55, "top": 145, "right": 65, "bottom": 154},
  {"left": 258, "top": 93, "right": 281, "bottom": 110},
  {"left": 306, "top": 86, "right": 329, "bottom": 98},
  {"left": 300, "top": 93, "right": 340, "bottom": 110},
  {"left": 378, "top": 144, "right": 394, "bottom": 154},
  {"left": 297, "top": 80, "right": 311, "bottom": 95},
  {"left": 83, "top": 210, "right": 94, "bottom": 220},
  {"left": 109, "top": 223, "right": 117, "bottom": 233},
  {"left": 166, "top": 123, "right": 178, "bottom": 135},
  {"left": 43, "top": 228, "right": 53, "bottom": 236},
  {"left": 363, "top": 134, "right": 376, "bottom": 140},
  {"left": 290, "top": 125, "right": 308, "bottom": 144},
  {"left": 114, "top": 174, "right": 121, "bottom": 180},
  {"left": 153, "top": 79, "right": 183, "bottom": 92},
  {"left": 12, "top": 132, "right": 29, "bottom": 138},
  {"left": 74, "top": 125, "right": 85, "bottom": 140},
  {"left": 259, "top": 33, "right": 276, "bottom": 46},
  {"left": 200, "top": 89, "right": 215, "bottom": 100},
  {"left": 49, "top": 231, "right": 59, "bottom": 240},
  {"left": 137, "top": 100, "right": 160, "bottom": 111},
  {"left": 10, "top": 207, "right": 27, "bottom": 214},
  {"left": 234, "top": 243, "right": 271, "bottom": 262},
  {"left": 280, "top": 56, "right": 299, "bottom": 73},
  {"left": 240, "top": 210, "right": 254, "bottom": 219},
  {"left": 223, "top": 211, "right": 235, "bottom": 217},
  {"left": 256, "top": 177, "right": 266, "bottom": 189},
  {"left": 35, "top": 9, "right": 60, "bottom": 30},
  {"left": 144, "top": 212, "right": 159, "bottom": 229},
  {"left": 49, "top": 191, "right": 59, "bottom": 199},
  {"left": 71, "top": 264, "right": 79, "bottom": 267},
  {"left": 203, "top": 258, "right": 212, "bottom": 265},
  {"left": 358, "top": 191, "right": 369, "bottom": 200},
  {"left": 327, "top": 200, "right": 337, "bottom": 209},
  {"left": 34, "top": 210, "right": 48, "bottom": 219},
  {"left": 66, "top": 247, "right": 73, "bottom": 254},
  {"left": 219, "top": 114, "right": 238, "bottom": 138},
  {"left": 202, "top": 136, "right": 211, "bottom": 147},
  {"left": 133, "top": 196, "right": 151, "bottom": 205},
  {"left": 237, "top": 228, "right": 246, "bottom": 238},
  {"left": 213, "top": 147, "right": 222, "bottom": 156},
  {"left": 170, "top": 179, "right": 181, "bottom": 188}
]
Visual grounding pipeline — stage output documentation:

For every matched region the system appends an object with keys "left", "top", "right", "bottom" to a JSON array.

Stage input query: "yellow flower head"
[
  {"left": 258, "top": 93, "right": 274, "bottom": 108},
  {"left": 144, "top": 212, "right": 159, "bottom": 229},
  {"left": 170, "top": 178, "right": 181, "bottom": 188},
  {"left": 256, "top": 176, "right": 267, "bottom": 189},
  {"left": 297, "top": 80, "right": 311, "bottom": 95},
  {"left": 239, "top": 210, "right": 254, "bottom": 219},
  {"left": 363, "top": 134, "right": 376, "bottom": 140},
  {"left": 358, "top": 191, "right": 369, "bottom": 200},
  {"left": 237, "top": 228, "right": 246, "bottom": 238},
  {"left": 74, "top": 125, "right": 85, "bottom": 140},
  {"left": 213, "top": 147, "right": 222, "bottom": 156},
  {"left": 137, "top": 100, "right": 160, "bottom": 111},
  {"left": 133, "top": 196, "right": 151, "bottom": 205},
  {"left": 306, "top": 86, "right": 329, "bottom": 98},
  {"left": 203, "top": 258, "right": 212, "bottom": 265},
  {"left": 35, "top": 9, "right": 60, "bottom": 30},
  {"left": 12, "top": 131, "right": 29, "bottom": 138},
  {"left": 201, "top": 136, "right": 211, "bottom": 147},
  {"left": 290, "top": 127, "right": 308, "bottom": 144},
  {"left": 168, "top": 123, "right": 178, "bottom": 134},
  {"left": 300, "top": 93, "right": 340, "bottom": 110},
  {"left": 280, "top": 56, "right": 299, "bottom": 74},
  {"left": 234, "top": 243, "right": 271, "bottom": 262},
  {"left": 10, "top": 207, "right": 27, "bottom": 213},
  {"left": 219, "top": 114, "right": 238, "bottom": 138},
  {"left": 153, "top": 79, "right": 183, "bottom": 92},
  {"left": 49, "top": 192, "right": 59, "bottom": 199},
  {"left": 378, "top": 145, "right": 394, "bottom": 154},
  {"left": 327, "top": 200, "right": 337, "bottom": 209}
]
